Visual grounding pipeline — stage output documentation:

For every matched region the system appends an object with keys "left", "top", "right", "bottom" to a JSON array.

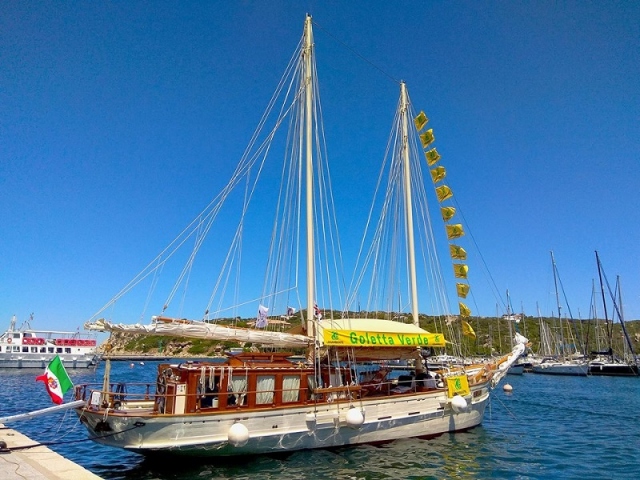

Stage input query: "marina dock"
[{"left": 0, "top": 424, "right": 102, "bottom": 480}]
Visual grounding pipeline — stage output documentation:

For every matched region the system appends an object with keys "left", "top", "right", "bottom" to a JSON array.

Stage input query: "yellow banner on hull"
[
  {"left": 446, "top": 375, "right": 471, "bottom": 397},
  {"left": 323, "top": 329, "right": 446, "bottom": 347}
]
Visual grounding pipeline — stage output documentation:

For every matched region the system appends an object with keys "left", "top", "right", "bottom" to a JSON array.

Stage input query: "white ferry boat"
[{"left": 0, "top": 315, "right": 99, "bottom": 369}]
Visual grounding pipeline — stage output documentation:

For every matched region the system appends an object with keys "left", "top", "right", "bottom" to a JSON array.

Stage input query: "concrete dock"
[{"left": 0, "top": 424, "right": 102, "bottom": 479}]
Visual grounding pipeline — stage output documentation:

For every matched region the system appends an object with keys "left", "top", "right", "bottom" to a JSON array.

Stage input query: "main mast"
[{"left": 304, "top": 15, "right": 315, "bottom": 336}]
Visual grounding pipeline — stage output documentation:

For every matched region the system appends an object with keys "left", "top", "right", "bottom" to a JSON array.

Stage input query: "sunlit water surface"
[{"left": 1, "top": 361, "right": 638, "bottom": 479}]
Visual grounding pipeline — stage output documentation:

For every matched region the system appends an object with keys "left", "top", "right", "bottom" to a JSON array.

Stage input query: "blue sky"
[{"left": 2, "top": 1, "right": 639, "bottom": 332}]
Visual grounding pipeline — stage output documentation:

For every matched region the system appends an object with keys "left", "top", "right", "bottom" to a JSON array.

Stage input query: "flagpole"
[
  {"left": 102, "top": 357, "right": 111, "bottom": 406},
  {"left": 0, "top": 400, "right": 85, "bottom": 424}
]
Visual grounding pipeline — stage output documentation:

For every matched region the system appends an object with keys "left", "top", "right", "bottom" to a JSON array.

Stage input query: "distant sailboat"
[
  {"left": 588, "top": 251, "right": 639, "bottom": 376},
  {"left": 531, "top": 252, "right": 588, "bottom": 376}
]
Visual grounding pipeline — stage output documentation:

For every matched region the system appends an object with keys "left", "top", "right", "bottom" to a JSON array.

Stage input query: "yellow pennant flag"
[
  {"left": 461, "top": 320, "right": 476, "bottom": 338},
  {"left": 449, "top": 244, "right": 467, "bottom": 260},
  {"left": 441, "top": 206, "right": 456, "bottom": 222},
  {"left": 430, "top": 166, "right": 446, "bottom": 184},
  {"left": 420, "top": 129, "right": 435, "bottom": 148},
  {"left": 446, "top": 224, "right": 465, "bottom": 239},
  {"left": 453, "top": 263, "right": 468, "bottom": 279},
  {"left": 456, "top": 282, "right": 470, "bottom": 298},
  {"left": 459, "top": 302, "right": 472, "bottom": 318},
  {"left": 414, "top": 111, "right": 429, "bottom": 131},
  {"left": 425, "top": 148, "right": 441, "bottom": 166},
  {"left": 436, "top": 185, "right": 453, "bottom": 203}
]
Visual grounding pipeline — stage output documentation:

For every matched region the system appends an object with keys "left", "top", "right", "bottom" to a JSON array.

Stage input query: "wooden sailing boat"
[{"left": 74, "top": 15, "right": 525, "bottom": 456}]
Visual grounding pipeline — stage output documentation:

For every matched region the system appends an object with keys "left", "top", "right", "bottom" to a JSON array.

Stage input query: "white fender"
[
  {"left": 450, "top": 395, "right": 469, "bottom": 413},
  {"left": 227, "top": 422, "right": 249, "bottom": 447},
  {"left": 345, "top": 408, "right": 365, "bottom": 429}
]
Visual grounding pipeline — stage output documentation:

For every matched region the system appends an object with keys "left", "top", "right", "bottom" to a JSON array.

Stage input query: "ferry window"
[
  {"left": 64, "top": 348, "right": 71, "bottom": 354},
  {"left": 13, "top": 334, "right": 20, "bottom": 340},
  {"left": 22, "top": 346, "right": 29, "bottom": 353},
  {"left": 56, "top": 348, "right": 62, "bottom": 353},
  {"left": 31, "top": 347, "right": 38, "bottom": 353},
  {"left": 282, "top": 375, "right": 300, "bottom": 403},
  {"left": 256, "top": 375, "right": 275, "bottom": 405},
  {"left": 40, "top": 347, "right": 46, "bottom": 353},
  {"left": 229, "top": 376, "right": 248, "bottom": 406},
  {"left": 48, "top": 347, "right": 54, "bottom": 353},
  {"left": 13, "top": 346, "right": 19, "bottom": 352}
]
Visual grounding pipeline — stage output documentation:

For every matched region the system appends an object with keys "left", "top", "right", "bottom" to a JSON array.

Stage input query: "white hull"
[
  {"left": 507, "top": 364, "right": 525, "bottom": 375},
  {"left": 0, "top": 353, "right": 97, "bottom": 369},
  {"left": 77, "top": 386, "right": 490, "bottom": 456},
  {"left": 531, "top": 362, "right": 588, "bottom": 376},
  {"left": 1, "top": 316, "right": 99, "bottom": 368}
]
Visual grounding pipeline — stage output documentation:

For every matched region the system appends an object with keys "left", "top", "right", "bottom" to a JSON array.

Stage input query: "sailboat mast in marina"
[
  {"left": 74, "top": 15, "right": 526, "bottom": 457},
  {"left": 532, "top": 252, "right": 588, "bottom": 376},
  {"left": 588, "top": 251, "right": 639, "bottom": 376}
]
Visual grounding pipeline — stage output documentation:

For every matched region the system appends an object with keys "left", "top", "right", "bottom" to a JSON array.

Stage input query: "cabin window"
[
  {"left": 40, "top": 347, "right": 46, "bottom": 353},
  {"left": 48, "top": 347, "right": 54, "bottom": 353},
  {"left": 13, "top": 346, "right": 19, "bottom": 352},
  {"left": 282, "top": 375, "right": 300, "bottom": 403},
  {"left": 307, "top": 375, "right": 318, "bottom": 400},
  {"left": 56, "top": 348, "right": 62, "bottom": 353},
  {"left": 12, "top": 334, "right": 20, "bottom": 340},
  {"left": 31, "top": 347, "right": 38, "bottom": 353},
  {"left": 229, "top": 376, "right": 247, "bottom": 406},
  {"left": 64, "top": 348, "right": 71, "bottom": 354},
  {"left": 22, "top": 346, "right": 28, "bottom": 353},
  {"left": 256, "top": 375, "right": 275, "bottom": 405},
  {"left": 200, "top": 376, "right": 220, "bottom": 408}
]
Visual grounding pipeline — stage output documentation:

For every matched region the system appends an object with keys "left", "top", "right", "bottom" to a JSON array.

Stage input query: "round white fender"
[
  {"left": 228, "top": 422, "right": 249, "bottom": 447},
  {"left": 450, "top": 395, "right": 469, "bottom": 413},
  {"left": 345, "top": 408, "right": 365, "bottom": 429},
  {"left": 305, "top": 412, "right": 317, "bottom": 431}
]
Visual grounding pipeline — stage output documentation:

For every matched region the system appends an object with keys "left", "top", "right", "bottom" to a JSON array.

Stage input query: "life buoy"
[{"left": 7, "top": 337, "right": 12, "bottom": 344}]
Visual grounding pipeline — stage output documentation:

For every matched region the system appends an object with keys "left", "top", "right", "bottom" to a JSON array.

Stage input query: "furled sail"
[{"left": 84, "top": 317, "right": 312, "bottom": 348}]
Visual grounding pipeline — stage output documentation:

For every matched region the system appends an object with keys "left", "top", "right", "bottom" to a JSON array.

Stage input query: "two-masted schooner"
[{"left": 74, "top": 15, "right": 525, "bottom": 457}]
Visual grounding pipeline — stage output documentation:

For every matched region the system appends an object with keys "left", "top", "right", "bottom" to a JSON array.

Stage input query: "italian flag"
[{"left": 36, "top": 356, "right": 73, "bottom": 404}]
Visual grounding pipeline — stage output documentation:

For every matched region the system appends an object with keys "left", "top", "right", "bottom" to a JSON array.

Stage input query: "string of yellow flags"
[{"left": 413, "top": 111, "right": 475, "bottom": 339}]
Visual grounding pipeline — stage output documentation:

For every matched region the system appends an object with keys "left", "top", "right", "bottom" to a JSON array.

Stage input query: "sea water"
[{"left": 1, "top": 361, "right": 639, "bottom": 479}]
